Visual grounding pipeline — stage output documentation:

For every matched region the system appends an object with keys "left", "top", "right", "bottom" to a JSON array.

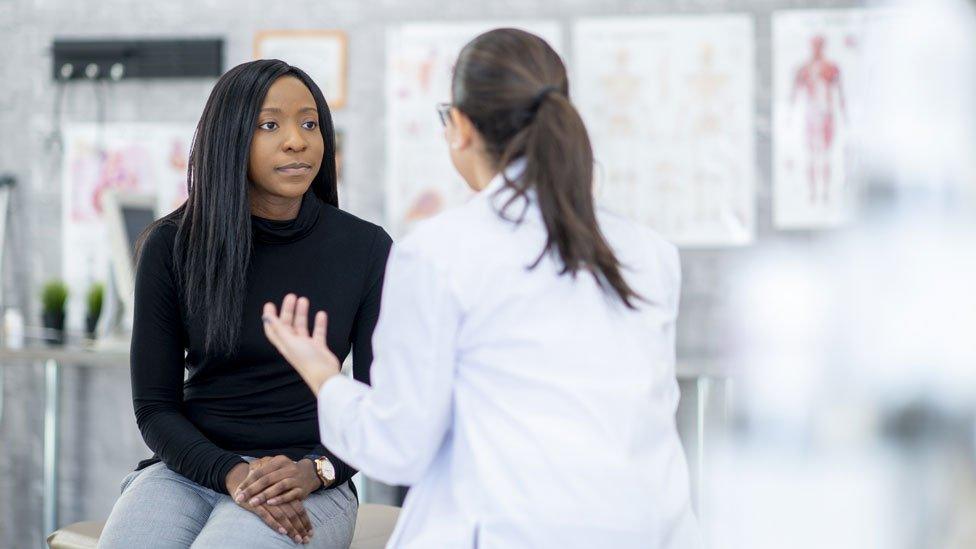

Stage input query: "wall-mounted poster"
[
  {"left": 254, "top": 30, "right": 348, "bottom": 109},
  {"left": 772, "top": 10, "right": 890, "bottom": 228},
  {"left": 61, "top": 123, "right": 193, "bottom": 328},
  {"left": 574, "top": 15, "right": 756, "bottom": 247},
  {"left": 385, "top": 21, "right": 562, "bottom": 237}
]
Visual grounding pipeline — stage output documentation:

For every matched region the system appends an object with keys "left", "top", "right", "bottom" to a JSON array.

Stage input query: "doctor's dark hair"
[
  {"left": 139, "top": 59, "right": 338, "bottom": 355},
  {"left": 452, "top": 28, "right": 642, "bottom": 308}
]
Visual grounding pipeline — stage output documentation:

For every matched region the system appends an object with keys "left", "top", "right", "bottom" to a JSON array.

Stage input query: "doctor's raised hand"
[{"left": 263, "top": 294, "right": 342, "bottom": 394}]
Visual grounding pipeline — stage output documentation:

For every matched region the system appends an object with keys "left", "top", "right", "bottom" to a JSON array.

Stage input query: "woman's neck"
[
  {"left": 250, "top": 190, "right": 303, "bottom": 220},
  {"left": 470, "top": 155, "right": 500, "bottom": 192}
]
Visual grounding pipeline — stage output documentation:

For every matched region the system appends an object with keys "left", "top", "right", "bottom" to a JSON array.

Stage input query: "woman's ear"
[{"left": 449, "top": 108, "right": 476, "bottom": 151}]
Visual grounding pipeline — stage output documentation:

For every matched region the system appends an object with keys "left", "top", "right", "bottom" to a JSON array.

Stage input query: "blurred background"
[{"left": 1, "top": 0, "right": 973, "bottom": 547}]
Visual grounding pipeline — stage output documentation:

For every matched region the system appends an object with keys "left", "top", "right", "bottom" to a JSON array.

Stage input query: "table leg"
[
  {"left": 43, "top": 359, "right": 60, "bottom": 543},
  {"left": 696, "top": 375, "right": 710, "bottom": 518}
]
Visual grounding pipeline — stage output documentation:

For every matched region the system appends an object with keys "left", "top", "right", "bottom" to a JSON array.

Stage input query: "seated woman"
[{"left": 99, "top": 59, "right": 392, "bottom": 548}]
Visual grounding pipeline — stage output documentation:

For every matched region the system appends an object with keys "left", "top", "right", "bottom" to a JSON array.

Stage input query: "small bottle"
[{"left": 4, "top": 308, "right": 24, "bottom": 349}]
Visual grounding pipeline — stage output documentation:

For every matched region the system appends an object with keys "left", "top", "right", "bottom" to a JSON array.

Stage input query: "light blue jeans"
[{"left": 98, "top": 460, "right": 357, "bottom": 548}]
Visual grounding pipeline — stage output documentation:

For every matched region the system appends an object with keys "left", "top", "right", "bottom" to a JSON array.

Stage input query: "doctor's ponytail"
[{"left": 452, "top": 28, "right": 642, "bottom": 308}]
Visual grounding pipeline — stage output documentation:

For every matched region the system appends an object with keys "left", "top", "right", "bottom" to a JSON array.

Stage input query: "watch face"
[{"left": 317, "top": 458, "right": 336, "bottom": 483}]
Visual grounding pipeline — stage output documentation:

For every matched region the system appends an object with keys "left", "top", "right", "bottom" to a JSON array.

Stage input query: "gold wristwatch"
[{"left": 313, "top": 456, "right": 336, "bottom": 488}]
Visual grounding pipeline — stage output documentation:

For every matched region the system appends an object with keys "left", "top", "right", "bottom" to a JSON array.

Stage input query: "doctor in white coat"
[{"left": 252, "top": 28, "right": 700, "bottom": 548}]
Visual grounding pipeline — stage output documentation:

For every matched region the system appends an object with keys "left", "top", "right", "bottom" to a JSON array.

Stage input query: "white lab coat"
[{"left": 317, "top": 168, "right": 700, "bottom": 548}]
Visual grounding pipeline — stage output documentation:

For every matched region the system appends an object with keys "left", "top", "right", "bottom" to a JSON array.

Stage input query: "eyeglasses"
[{"left": 436, "top": 102, "right": 453, "bottom": 127}]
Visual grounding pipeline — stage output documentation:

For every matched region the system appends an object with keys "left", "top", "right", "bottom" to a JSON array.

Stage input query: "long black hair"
[
  {"left": 142, "top": 59, "right": 338, "bottom": 355},
  {"left": 452, "top": 29, "right": 642, "bottom": 308}
]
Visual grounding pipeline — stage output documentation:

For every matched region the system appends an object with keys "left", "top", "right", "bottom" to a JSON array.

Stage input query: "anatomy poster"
[
  {"left": 61, "top": 124, "right": 192, "bottom": 328},
  {"left": 773, "top": 10, "right": 888, "bottom": 228},
  {"left": 574, "top": 16, "right": 755, "bottom": 247},
  {"left": 385, "top": 21, "right": 562, "bottom": 237}
]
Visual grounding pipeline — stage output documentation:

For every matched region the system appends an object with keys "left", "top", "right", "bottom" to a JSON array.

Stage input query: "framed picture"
[{"left": 254, "top": 30, "right": 348, "bottom": 109}]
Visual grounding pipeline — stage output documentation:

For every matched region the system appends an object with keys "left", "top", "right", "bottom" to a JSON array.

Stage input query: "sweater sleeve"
[
  {"left": 130, "top": 224, "right": 246, "bottom": 493},
  {"left": 312, "top": 225, "right": 393, "bottom": 488}
]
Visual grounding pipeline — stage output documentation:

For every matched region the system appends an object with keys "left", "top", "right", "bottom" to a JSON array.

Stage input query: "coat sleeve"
[{"left": 316, "top": 242, "right": 462, "bottom": 486}]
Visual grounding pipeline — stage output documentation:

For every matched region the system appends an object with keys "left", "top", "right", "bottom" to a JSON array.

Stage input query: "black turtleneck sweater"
[{"left": 130, "top": 194, "right": 392, "bottom": 494}]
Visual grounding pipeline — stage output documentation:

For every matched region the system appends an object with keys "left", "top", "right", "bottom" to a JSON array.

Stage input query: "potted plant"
[
  {"left": 41, "top": 280, "right": 68, "bottom": 345},
  {"left": 85, "top": 282, "right": 104, "bottom": 338}
]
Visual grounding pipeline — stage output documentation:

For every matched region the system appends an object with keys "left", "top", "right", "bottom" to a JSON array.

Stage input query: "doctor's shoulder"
[
  {"left": 394, "top": 203, "right": 490, "bottom": 264},
  {"left": 596, "top": 208, "right": 681, "bottom": 293}
]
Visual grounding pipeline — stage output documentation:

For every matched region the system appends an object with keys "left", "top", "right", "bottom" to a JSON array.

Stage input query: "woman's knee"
[
  {"left": 98, "top": 463, "right": 215, "bottom": 548},
  {"left": 303, "top": 484, "right": 358, "bottom": 547}
]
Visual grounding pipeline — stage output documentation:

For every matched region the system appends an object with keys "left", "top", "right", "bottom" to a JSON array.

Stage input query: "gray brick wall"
[{"left": 0, "top": 0, "right": 864, "bottom": 545}]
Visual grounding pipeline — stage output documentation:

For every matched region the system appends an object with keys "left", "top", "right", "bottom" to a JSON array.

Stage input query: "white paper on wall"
[
  {"left": 772, "top": 9, "right": 892, "bottom": 229},
  {"left": 61, "top": 123, "right": 193, "bottom": 328},
  {"left": 385, "top": 21, "right": 562, "bottom": 237},
  {"left": 574, "top": 15, "right": 756, "bottom": 247},
  {"left": 254, "top": 31, "right": 348, "bottom": 109}
]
